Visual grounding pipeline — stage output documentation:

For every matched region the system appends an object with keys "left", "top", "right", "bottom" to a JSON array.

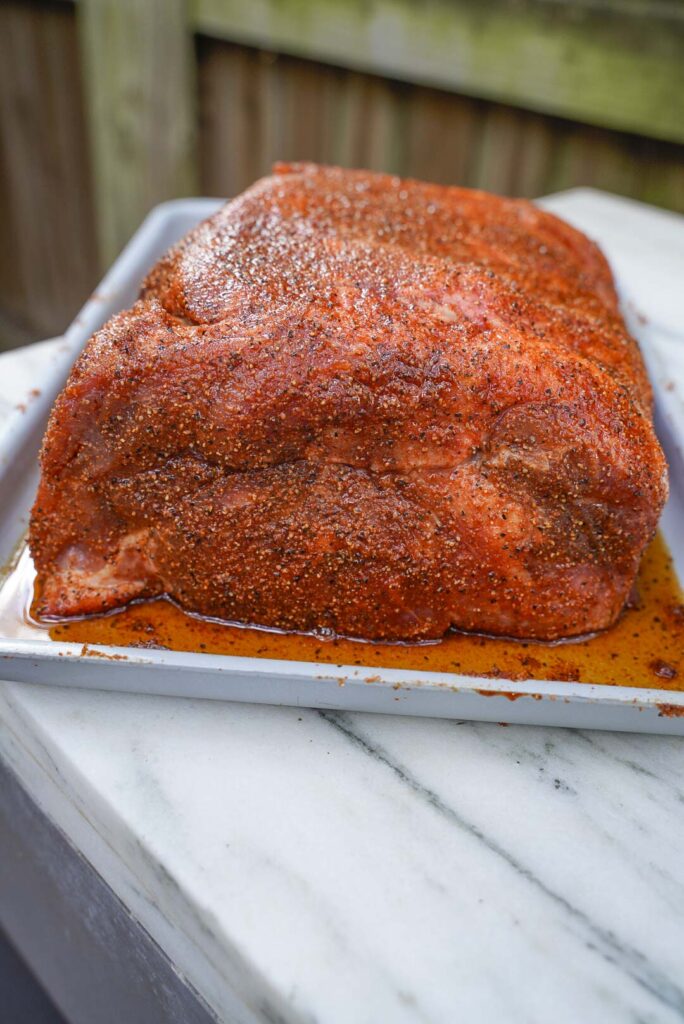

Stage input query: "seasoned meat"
[{"left": 30, "top": 163, "right": 668, "bottom": 641}]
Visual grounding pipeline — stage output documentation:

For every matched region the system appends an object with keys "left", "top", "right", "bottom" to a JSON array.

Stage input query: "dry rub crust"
[{"left": 30, "top": 163, "right": 668, "bottom": 641}]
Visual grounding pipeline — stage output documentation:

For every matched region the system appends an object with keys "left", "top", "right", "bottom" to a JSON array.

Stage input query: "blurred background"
[{"left": 1, "top": 0, "right": 683, "bottom": 352}]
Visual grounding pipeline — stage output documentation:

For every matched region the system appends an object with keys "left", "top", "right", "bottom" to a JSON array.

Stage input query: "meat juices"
[{"left": 30, "top": 164, "right": 668, "bottom": 641}]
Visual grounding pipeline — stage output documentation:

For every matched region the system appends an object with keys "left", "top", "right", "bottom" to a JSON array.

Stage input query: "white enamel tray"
[{"left": 0, "top": 192, "right": 682, "bottom": 733}]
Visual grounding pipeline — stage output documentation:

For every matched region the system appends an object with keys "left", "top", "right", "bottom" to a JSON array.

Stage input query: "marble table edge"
[{"left": 0, "top": 681, "right": 306, "bottom": 1024}]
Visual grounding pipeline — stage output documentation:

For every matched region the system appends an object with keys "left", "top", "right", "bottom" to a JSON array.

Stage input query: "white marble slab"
[{"left": 1, "top": 189, "right": 684, "bottom": 1024}]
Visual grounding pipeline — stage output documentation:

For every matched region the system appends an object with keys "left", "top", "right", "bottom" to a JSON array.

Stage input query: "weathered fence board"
[
  {"left": 195, "top": 0, "right": 684, "bottom": 144},
  {"left": 78, "top": 0, "right": 198, "bottom": 268},
  {"left": 1, "top": 0, "right": 683, "bottom": 350},
  {"left": 198, "top": 39, "right": 684, "bottom": 212},
  {"left": 0, "top": 0, "right": 97, "bottom": 346}
]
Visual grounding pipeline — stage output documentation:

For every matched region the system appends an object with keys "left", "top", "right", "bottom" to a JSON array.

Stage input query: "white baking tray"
[{"left": 1, "top": 195, "right": 683, "bottom": 733}]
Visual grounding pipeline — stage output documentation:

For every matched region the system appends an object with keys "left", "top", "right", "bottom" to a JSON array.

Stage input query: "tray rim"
[{"left": 2, "top": 633, "right": 684, "bottom": 708}]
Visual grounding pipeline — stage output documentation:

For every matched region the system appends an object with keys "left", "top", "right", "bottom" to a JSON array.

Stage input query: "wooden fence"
[{"left": 1, "top": 0, "right": 683, "bottom": 349}]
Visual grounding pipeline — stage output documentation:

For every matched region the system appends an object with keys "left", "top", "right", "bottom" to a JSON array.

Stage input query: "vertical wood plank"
[
  {"left": 638, "top": 149, "right": 684, "bottom": 213},
  {"left": 474, "top": 106, "right": 528, "bottom": 195},
  {"left": 78, "top": 0, "right": 198, "bottom": 269},
  {"left": 548, "top": 126, "right": 637, "bottom": 200},
  {"left": 198, "top": 41, "right": 264, "bottom": 197},
  {"left": 404, "top": 89, "right": 480, "bottom": 187},
  {"left": 510, "top": 115, "right": 556, "bottom": 199},
  {"left": 0, "top": 0, "right": 98, "bottom": 348},
  {"left": 255, "top": 50, "right": 288, "bottom": 176}
]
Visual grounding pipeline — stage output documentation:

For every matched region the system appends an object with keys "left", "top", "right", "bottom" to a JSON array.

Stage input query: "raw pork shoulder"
[{"left": 30, "top": 164, "right": 668, "bottom": 641}]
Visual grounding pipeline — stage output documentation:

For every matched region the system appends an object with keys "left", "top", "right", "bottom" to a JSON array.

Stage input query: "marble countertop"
[{"left": 1, "top": 189, "right": 684, "bottom": 1024}]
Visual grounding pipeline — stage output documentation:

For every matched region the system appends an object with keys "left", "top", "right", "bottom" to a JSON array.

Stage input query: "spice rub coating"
[{"left": 30, "top": 163, "right": 668, "bottom": 640}]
